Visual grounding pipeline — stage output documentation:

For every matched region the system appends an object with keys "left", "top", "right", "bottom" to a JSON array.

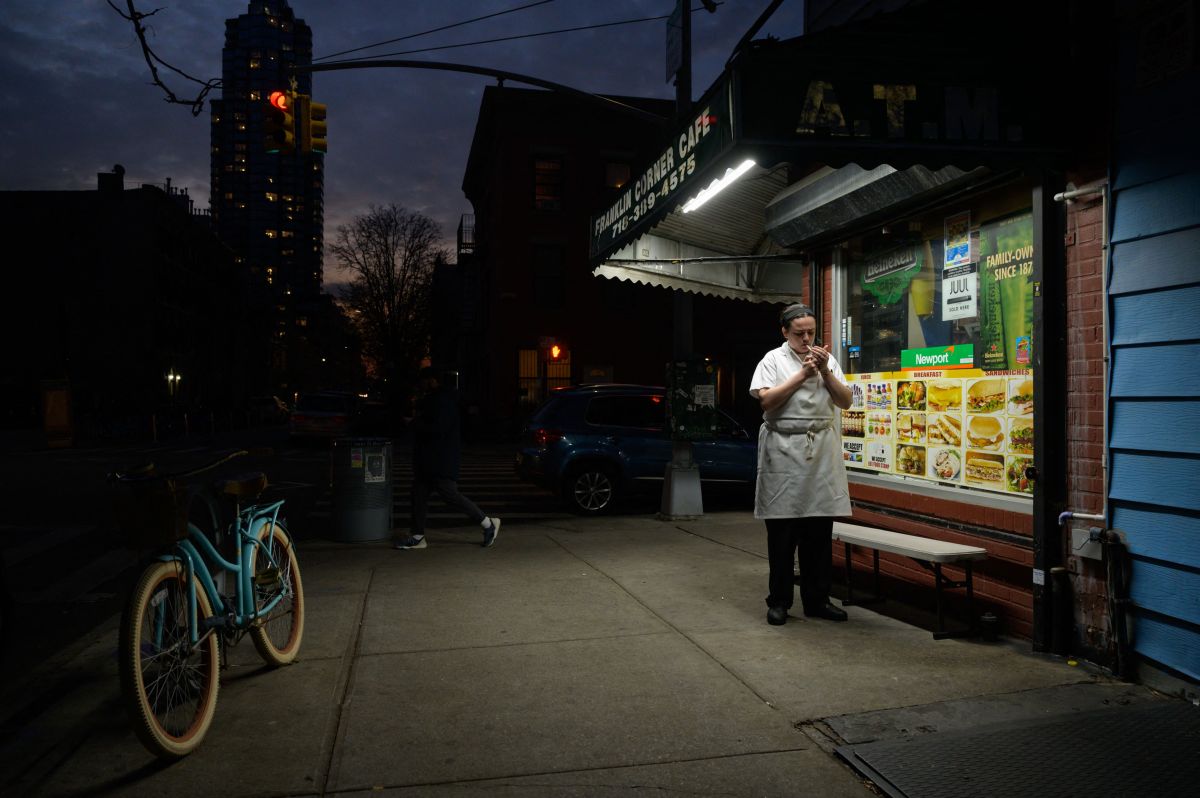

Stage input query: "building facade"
[
  {"left": 458, "top": 86, "right": 775, "bottom": 437},
  {"left": 588, "top": 0, "right": 1199, "bottom": 694},
  {"left": 0, "top": 171, "right": 254, "bottom": 438}
]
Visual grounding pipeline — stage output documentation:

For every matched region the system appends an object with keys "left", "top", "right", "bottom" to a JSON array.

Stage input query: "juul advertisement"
[
  {"left": 841, "top": 368, "right": 1034, "bottom": 496},
  {"left": 589, "top": 81, "right": 733, "bottom": 261}
]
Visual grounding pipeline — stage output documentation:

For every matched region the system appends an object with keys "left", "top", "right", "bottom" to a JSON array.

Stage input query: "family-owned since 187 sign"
[{"left": 589, "top": 81, "right": 733, "bottom": 261}]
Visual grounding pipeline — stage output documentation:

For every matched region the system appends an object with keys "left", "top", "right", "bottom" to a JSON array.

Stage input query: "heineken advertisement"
[
  {"left": 840, "top": 367, "right": 1034, "bottom": 497},
  {"left": 589, "top": 80, "right": 733, "bottom": 261},
  {"left": 860, "top": 240, "right": 923, "bottom": 305},
  {"left": 978, "top": 212, "right": 1034, "bottom": 370},
  {"left": 901, "top": 344, "right": 975, "bottom": 370}
]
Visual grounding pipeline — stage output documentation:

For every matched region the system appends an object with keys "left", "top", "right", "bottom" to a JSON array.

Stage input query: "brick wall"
[{"left": 1062, "top": 172, "right": 1111, "bottom": 662}]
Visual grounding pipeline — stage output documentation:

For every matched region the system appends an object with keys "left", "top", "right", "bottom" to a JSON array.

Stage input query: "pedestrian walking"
[
  {"left": 393, "top": 367, "right": 500, "bottom": 549},
  {"left": 749, "top": 303, "right": 853, "bottom": 625}
]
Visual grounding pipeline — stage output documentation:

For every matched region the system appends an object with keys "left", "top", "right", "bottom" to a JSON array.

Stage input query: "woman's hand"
[{"left": 803, "top": 344, "right": 831, "bottom": 376}]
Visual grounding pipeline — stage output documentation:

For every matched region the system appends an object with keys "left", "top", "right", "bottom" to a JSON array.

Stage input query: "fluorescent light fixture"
[{"left": 681, "top": 159, "right": 756, "bottom": 213}]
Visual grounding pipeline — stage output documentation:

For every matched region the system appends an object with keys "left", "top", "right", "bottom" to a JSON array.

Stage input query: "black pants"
[
  {"left": 411, "top": 476, "right": 485, "bottom": 535},
  {"left": 765, "top": 517, "right": 834, "bottom": 612}
]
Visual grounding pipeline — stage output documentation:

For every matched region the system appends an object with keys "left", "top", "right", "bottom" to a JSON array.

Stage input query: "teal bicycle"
[{"left": 109, "top": 450, "right": 305, "bottom": 759}]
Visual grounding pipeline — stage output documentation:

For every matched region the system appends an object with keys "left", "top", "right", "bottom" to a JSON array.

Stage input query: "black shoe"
[
  {"left": 767, "top": 606, "right": 788, "bottom": 626},
  {"left": 803, "top": 602, "right": 848, "bottom": 622}
]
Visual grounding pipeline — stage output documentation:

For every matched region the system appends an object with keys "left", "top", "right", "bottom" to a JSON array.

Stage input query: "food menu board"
[{"left": 841, "top": 369, "right": 1034, "bottom": 496}]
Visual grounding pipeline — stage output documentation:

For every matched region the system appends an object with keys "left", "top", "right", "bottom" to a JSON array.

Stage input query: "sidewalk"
[{"left": 1, "top": 512, "right": 1189, "bottom": 796}]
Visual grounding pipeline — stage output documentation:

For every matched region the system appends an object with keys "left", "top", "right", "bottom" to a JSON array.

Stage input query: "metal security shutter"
[{"left": 1108, "top": 6, "right": 1200, "bottom": 683}]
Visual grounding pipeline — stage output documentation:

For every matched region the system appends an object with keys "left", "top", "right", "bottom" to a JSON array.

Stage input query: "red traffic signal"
[
  {"left": 550, "top": 344, "right": 563, "bottom": 360},
  {"left": 264, "top": 90, "right": 296, "bottom": 155}
]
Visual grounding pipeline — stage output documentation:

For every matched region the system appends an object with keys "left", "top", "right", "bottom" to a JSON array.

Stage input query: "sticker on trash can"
[
  {"left": 365, "top": 453, "right": 386, "bottom": 483},
  {"left": 351, "top": 448, "right": 363, "bottom": 468}
]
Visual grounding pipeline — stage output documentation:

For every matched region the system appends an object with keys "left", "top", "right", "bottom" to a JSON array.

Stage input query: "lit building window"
[
  {"left": 265, "top": 229, "right": 278, "bottom": 238},
  {"left": 281, "top": 230, "right": 294, "bottom": 238},
  {"left": 249, "top": 58, "right": 261, "bottom": 69},
  {"left": 224, "top": 192, "right": 234, "bottom": 200},
  {"left": 265, "top": 192, "right": 278, "bottom": 202},
  {"left": 604, "top": 162, "right": 630, "bottom": 189},
  {"left": 249, "top": 90, "right": 261, "bottom": 101}
]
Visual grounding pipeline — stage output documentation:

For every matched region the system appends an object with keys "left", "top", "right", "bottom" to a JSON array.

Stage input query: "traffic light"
[
  {"left": 549, "top": 344, "right": 564, "bottom": 360},
  {"left": 264, "top": 90, "right": 295, "bottom": 155},
  {"left": 300, "top": 95, "right": 327, "bottom": 155}
]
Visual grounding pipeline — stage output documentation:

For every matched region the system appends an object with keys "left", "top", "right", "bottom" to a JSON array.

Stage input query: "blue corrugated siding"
[
  {"left": 1131, "top": 614, "right": 1200, "bottom": 683},
  {"left": 1109, "top": 401, "right": 1200, "bottom": 455},
  {"left": 1111, "top": 506, "right": 1200, "bottom": 570},
  {"left": 1110, "top": 28, "right": 1200, "bottom": 681}
]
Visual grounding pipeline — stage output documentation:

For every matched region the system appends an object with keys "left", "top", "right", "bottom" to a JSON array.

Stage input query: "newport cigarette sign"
[{"left": 901, "top": 344, "right": 975, "bottom": 370}]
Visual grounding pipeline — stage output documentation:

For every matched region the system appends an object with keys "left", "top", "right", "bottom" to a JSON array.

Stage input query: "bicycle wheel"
[
  {"left": 119, "top": 560, "right": 220, "bottom": 760},
  {"left": 250, "top": 522, "right": 305, "bottom": 666}
]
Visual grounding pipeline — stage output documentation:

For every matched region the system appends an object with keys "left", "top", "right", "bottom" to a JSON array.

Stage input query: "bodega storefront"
[{"left": 588, "top": 0, "right": 1085, "bottom": 647}]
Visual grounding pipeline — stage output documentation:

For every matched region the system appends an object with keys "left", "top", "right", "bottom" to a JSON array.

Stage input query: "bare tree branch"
[
  {"left": 107, "top": 0, "right": 221, "bottom": 116},
  {"left": 332, "top": 205, "right": 448, "bottom": 389}
]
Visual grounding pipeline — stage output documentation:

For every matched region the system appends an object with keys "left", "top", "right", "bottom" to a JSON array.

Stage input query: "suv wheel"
[{"left": 565, "top": 466, "right": 617, "bottom": 515}]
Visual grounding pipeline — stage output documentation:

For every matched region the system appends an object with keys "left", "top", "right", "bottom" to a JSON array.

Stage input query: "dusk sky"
[{"left": 1, "top": 1, "right": 806, "bottom": 287}]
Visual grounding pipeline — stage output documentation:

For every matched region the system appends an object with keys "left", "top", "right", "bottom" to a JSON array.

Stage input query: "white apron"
[{"left": 752, "top": 349, "right": 852, "bottom": 520}]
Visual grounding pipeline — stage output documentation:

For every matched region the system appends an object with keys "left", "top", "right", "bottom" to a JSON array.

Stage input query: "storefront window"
[{"left": 838, "top": 187, "right": 1035, "bottom": 498}]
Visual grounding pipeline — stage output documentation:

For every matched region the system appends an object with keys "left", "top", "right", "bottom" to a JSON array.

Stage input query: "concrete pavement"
[{"left": 0, "top": 511, "right": 1162, "bottom": 796}]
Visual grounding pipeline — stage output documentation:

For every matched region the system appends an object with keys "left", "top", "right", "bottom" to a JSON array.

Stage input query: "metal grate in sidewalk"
[{"left": 837, "top": 700, "right": 1200, "bottom": 797}]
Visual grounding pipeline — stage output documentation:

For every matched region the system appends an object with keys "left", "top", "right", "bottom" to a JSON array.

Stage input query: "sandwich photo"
[
  {"left": 929, "top": 448, "right": 962, "bottom": 481},
  {"left": 965, "top": 451, "right": 1004, "bottom": 486},
  {"left": 927, "top": 413, "right": 962, "bottom": 447},
  {"left": 896, "top": 444, "right": 926, "bottom": 475},
  {"left": 967, "top": 415, "right": 1004, "bottom": 450},
  {"left": 897, "top": 412, "right": 927, "bottom": 442},
  {"left": 896, "top": 380, "right": 927, "bottom": 410},
  {"left": 1006, "top": 456, "right": 1034, "bottom": 493},
  {"left": 1009, "top": 377, "right": 1033, "bottom": 415},
  {"left": 927, "top": 380, "right": 962, "bottom": 411},
  {"left": 966, "top": 378, "right": 1005, "bottom": 414},
  {"left": 1009, "top": 418, "right": 1033, "bottom": 454}
]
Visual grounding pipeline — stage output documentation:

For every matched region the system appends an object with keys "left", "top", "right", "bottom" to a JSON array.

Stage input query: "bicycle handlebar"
[{"left": 110, "top": 448, "right": 270, "bottom": 484}]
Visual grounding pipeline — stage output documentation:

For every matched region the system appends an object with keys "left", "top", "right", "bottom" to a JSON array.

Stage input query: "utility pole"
[{"left": 660, "top": 0, "right": 708, "bottom": 519}]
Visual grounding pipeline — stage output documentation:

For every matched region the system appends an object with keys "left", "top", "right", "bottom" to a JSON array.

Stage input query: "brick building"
[{"left": 456, "top": 86, "right": 776, "bottom": 437}]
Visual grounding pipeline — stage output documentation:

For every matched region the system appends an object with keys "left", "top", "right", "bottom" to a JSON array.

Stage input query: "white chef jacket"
[{"left": 749, "top": 341, "right": 852, "bottom": 520}]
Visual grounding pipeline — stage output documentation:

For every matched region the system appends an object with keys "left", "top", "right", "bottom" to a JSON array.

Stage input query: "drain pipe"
[
  {"left": 1103, "top": 529, "right": 1134, "bottom": 680},
  {"left": 1059, "top": 511, "right": 1132, "bottom": 679}
]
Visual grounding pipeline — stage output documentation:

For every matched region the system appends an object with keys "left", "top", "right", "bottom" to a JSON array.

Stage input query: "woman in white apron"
[{"left": 749, "top": 304, "right": 853, "bottom": 625}]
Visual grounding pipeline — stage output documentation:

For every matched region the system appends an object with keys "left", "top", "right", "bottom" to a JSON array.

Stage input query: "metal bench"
[{"left": 832, "top": 521, "right": 988, "bottom": 640}]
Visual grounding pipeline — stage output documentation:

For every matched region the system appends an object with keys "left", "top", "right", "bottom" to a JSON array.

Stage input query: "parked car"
[
  {"left": 248, "top": 394, "right": 290, "bottom": 425},
  {"left": 516, "top": 384, "right": 758, "bottom": 515},
  {"left": 288, "top": 391, "right": 359, "bottom": 440}
]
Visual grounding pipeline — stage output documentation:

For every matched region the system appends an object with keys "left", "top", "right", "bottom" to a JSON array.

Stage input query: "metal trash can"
[{"left": 331, "top": 437, "right": 392, "bottom": 542}]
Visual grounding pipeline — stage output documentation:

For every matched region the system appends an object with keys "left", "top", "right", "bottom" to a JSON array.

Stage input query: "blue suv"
[{"left": 516, "top": 384, "right": 758, "bottom": 514}]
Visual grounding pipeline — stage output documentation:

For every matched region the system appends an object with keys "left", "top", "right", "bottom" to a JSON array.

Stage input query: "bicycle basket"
[{"left": 111, "top": 476, "right": 190, "bottom": 548}]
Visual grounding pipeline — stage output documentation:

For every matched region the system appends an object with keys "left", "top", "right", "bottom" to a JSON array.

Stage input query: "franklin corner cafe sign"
[{"left": 589, "top": 89, "right": 733, "bottom": 261}]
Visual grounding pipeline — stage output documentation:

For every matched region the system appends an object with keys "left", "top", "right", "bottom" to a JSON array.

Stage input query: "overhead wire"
[
  {"left": 328, "top": 14, "right": 683, "bottom": 62},
  {"left": 314, "top": 0, "right": 558, "bottom": 62},
  {"left": 319, "top": 3, "right": 724, "bottom": 64}
]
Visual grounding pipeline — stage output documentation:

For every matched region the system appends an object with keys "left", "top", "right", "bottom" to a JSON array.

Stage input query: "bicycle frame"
[{"left": 162, "top": 499, "right": 288, "bottom": 646}]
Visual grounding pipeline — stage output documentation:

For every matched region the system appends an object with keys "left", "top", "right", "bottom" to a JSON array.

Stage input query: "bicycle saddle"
[{"left": 220, "top": 472, "right": 268, "bottom": 498}]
